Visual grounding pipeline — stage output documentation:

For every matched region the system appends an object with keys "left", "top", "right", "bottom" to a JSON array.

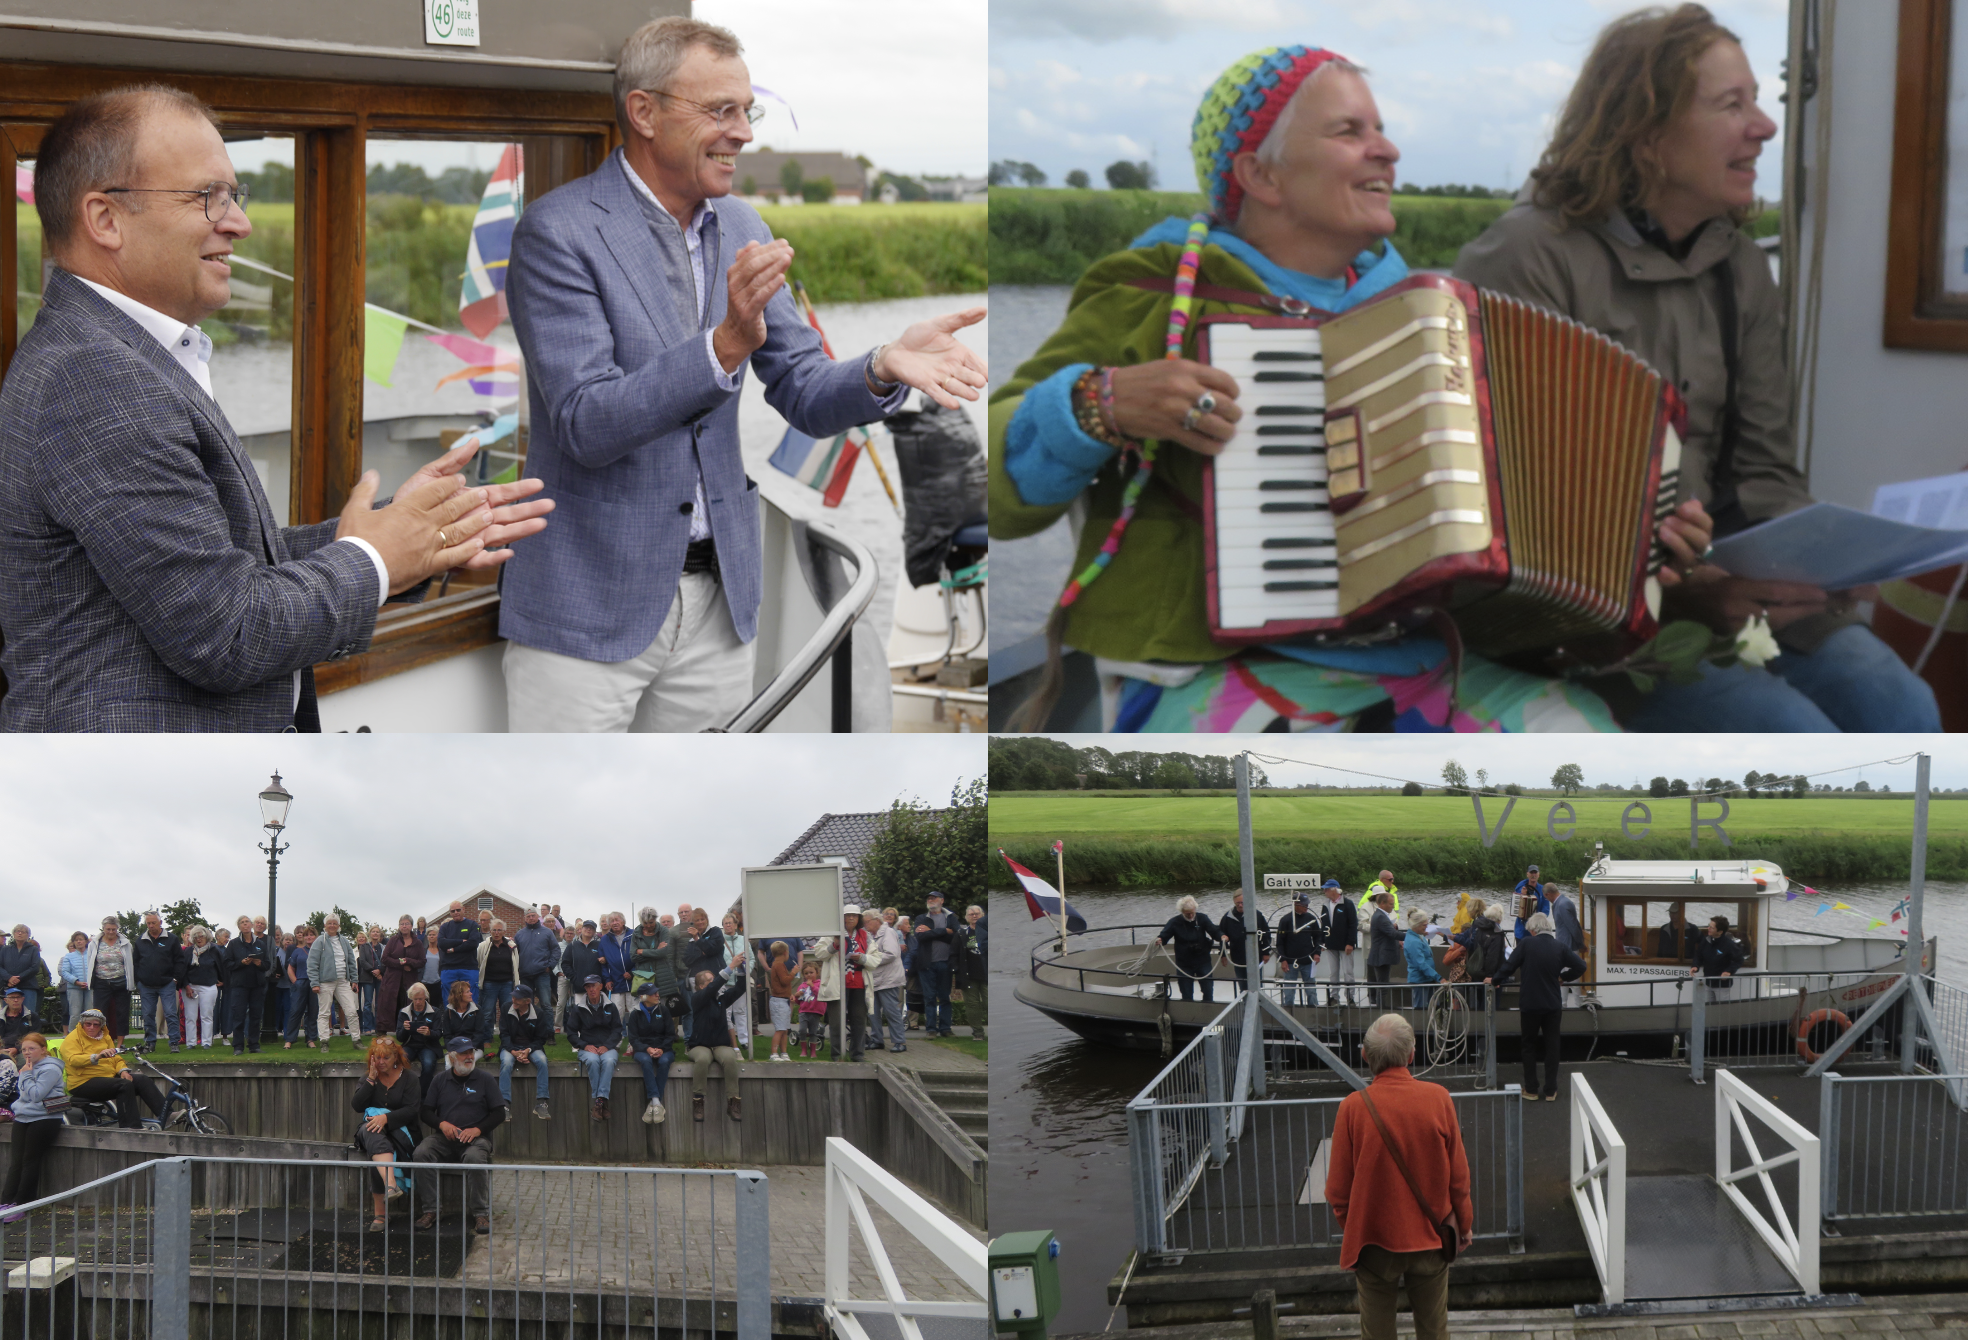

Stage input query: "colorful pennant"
[{"left": 459, "top": 145, "right": 523, "bottom": 339}]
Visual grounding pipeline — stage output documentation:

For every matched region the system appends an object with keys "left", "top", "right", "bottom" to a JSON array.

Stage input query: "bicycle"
[{"left": 62, "top": 1044, "right": 232, "bottom": 1134}]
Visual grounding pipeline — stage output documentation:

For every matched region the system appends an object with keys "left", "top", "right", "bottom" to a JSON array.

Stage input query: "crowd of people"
[{"left": 0, "top": 893, "right": 989, "bottom": 1212}]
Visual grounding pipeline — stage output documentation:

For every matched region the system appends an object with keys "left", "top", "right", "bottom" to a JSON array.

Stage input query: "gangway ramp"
[{"left": 1572, "top": 1069, "right": 1821, "bottom": 1308}]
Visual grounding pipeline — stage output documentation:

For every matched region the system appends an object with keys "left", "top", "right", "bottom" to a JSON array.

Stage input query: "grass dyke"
[
  {"left": 986, "top": 187, "right": 1780, "bottom": 286},
  {"left": 988, "top": 833, "right": 1962, "bottom": 889}
]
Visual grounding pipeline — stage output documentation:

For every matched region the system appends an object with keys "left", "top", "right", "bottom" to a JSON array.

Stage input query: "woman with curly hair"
[{"left": 350, "top": 1036, "right": 419, "bottom": 1229}]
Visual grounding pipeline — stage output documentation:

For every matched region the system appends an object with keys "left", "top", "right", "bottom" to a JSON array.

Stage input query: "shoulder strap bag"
[{"left": 1358, "top": 1086, "right": 1459, "bottom": 1262}]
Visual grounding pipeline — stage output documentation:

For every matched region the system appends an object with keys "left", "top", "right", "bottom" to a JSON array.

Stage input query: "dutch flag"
[{"left": 999, "top": 848, "right": 1087, "bottom": 932}]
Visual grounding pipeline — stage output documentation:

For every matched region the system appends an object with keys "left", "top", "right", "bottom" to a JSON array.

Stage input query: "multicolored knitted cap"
[{"left": 1192, "top": 45, "right": 1350, "bottom": 223}]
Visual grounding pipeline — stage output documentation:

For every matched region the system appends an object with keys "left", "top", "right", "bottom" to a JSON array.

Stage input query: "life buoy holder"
[{"left": 1795, "top": 1008, "right": 1852, "bottom": 1064}]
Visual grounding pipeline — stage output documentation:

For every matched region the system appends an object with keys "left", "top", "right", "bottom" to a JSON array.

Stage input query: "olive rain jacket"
[{"left": 1454, "top": 201, "right": 1847, "bottom": 653}]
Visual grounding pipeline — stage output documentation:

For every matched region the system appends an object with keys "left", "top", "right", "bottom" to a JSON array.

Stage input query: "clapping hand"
[
  {"left": 714, "top": 239, "right": 795, "bottom": 372},
  {"left": 398, "top": 436, "right": 553, "bottom": 573},
  {"left": 872, "top": 309, "right": 989, "bottom": 410}
]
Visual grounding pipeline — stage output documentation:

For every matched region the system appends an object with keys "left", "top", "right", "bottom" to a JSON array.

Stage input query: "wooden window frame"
[
  {"left": 1606, "top": 898, "right": 1757, "bottom": 967},
  {"left": 0, "top": 61, "right": 618, "bottom": 698},
  {"left": 1886, "top": 0, "right": 1968, "bottom": 350}
]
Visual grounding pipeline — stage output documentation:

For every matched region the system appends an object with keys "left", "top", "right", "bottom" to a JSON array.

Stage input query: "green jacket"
[{"left": 988, "top": 242, "right": 1288, "bottom": 665}]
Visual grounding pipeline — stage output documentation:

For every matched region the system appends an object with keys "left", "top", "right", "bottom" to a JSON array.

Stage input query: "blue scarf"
[{"left": 1130, "top": 216, "right": 1409, "bottom": 314}]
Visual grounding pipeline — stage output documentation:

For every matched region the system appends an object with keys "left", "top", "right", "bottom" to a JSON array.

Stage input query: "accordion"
[{"left": 1199, "top": 275, "right": 1683, "bottom": 661}]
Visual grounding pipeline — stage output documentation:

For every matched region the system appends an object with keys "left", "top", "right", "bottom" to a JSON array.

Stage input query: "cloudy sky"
[
  {"left": 989, "top": 0, "right": 1789, "bottom": 195},
  {"left": 1033, "top": 736, "right": 1965, "bottom": 794},
  {"left": 0, "top": 736, "right": 979, "bottom": 939}
]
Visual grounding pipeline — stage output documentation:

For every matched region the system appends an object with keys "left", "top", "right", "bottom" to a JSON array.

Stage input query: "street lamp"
[{"left": 258, "top": 772, "right": 293, "bottom": 934}]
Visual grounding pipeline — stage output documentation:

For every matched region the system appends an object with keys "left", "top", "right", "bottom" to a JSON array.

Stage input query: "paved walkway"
[{"left": 1062, "top": 1292, "right": 1968, "bottom": 1339}]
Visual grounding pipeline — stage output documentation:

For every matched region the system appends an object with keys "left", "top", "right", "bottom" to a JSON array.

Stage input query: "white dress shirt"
[
  {"left": 78, "top": 277, "right": 390, "bottom": 712},
  {"left": 618, "top": 158, "right": 744, "bottom": 545}
]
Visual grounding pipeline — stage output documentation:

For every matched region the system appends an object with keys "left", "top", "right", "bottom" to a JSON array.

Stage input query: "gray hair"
[
  {"left": 323, "top": 915, "right": 340, "bottom": 929},
  {"left": 188, "top": 925, "right": 209, "bottom": 943},
  {"left": 1177, "top": 895, "right": 1198, "bottom": 914},
  {"left": 1254, "top": 58, "right": 1371, "bottom": 169},
  {"left": 407, "top": 982, "right": 428, "bottom": 1001},
  {"left": 1408, "top": 910, "right": 1430, "bottom": 931},
  {"left": 1526, "top": 912, "right": 1554, "bottom": 936},
  {"left": 613, "top": 15, "right": 744, "bottom": 140},
  {"left": 490, "top": 919, "right": 506, "bottom": 932},
  {"left": 1361, "top": 1013, "right": 1416, "bottom": 1075},
  {"left": 35, "top": 84, "right": 218, "bottom": 255}
]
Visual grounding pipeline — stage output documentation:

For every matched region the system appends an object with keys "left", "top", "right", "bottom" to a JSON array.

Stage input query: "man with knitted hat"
[{"left": 991, "top": 46, "right": 1622, "bottom": 734}]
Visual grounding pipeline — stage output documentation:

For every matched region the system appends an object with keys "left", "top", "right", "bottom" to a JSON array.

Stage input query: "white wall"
[{"left": 1800, "top": 2, "right": 1968, "bottom": 509}]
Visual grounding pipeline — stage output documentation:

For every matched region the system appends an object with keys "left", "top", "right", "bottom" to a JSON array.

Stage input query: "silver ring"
[
  {"left": 1194, "top": 391, "right": 1217, "bottom": 415},
  {"left": 1699, "top": 544, "right": 1716, "bottom": 562},
  {"left": 1182, "top": 406, "right": 1203, "bottom": 432}
]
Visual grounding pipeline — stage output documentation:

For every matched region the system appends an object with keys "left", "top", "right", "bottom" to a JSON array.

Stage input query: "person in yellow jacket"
[
  {"left": 61, "top": 1009, "right": 164, "bottom": 1129},
  {"left": 1361, "top": 871, "right": 1399, "bottom": 923}
]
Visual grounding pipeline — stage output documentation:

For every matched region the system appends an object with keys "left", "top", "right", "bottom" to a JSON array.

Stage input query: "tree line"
[
  {"left": 988, "top": 738, "right": 1270, "bottom": 793},
  {"left": 1427, "top": 759, "right": 1924, "bottom": 799}
]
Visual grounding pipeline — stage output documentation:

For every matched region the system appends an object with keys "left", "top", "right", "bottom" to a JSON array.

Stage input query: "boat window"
[
  {"left": 212, "top": 134, "right": 298, "bottom": 525},
  {"left": 1606, "top": 899, "right": 1700, "bottom": 963},
  {"left": 1686, "top": 900, "right": 1756, "bottom": 968},
  {"left": 14, "top": 155, "right": 39, "bottom": 354},
  {"left": 362, "top": 136, "right": 533, "bottom": 594}
]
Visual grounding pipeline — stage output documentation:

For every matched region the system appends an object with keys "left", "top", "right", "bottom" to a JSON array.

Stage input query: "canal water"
[
  {"left": 986, "top": 285, "right": 1075, "bottom": 651},
  {"left": 989, "top": 881, "right": 1968, "bottom": 1334}
]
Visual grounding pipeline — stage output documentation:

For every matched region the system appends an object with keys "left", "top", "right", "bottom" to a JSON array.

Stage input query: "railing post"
[
  {"left": 1819, "top": 1074, "right": 1839, "bottom": 1227},
  {"left": 1203, "top": 1027, "right": 1228, "bottom": 1167},
  {"left": 1503, "top": 1086, "right": 1525, "bottom": 1253},
  {"left": 1690, "top": 983, "right": 1706, "bottom": 1084},
  {"left": 734, "top": 1170, "right": 770, "bottom": 1340},
  {"left": 1128, "top": 1101, "right": 1165, "bottom": 1258},
  {"left": 1484, "top": 990, "right": 1498, "bottom": 1090},
  {"left": 152, "top": 1159, "right": 191, "bottom": 1340}
]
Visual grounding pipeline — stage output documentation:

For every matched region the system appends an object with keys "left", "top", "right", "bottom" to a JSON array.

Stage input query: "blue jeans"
[
  {"left": 633, "top": 1049, "right": 674, "bottom": 1102},
  {"left": 923, "top": 961, "right": 952, "bottom": 1034},
  {"left": 525, "top": 973, "right": 556, "bottom": 1021},
  {"left": 1624, "top": 624, "right": 1941, "bottom": 732},
  {"left": 284, "top": 985, "right": 316, "bottom": 1042},
  {"left": 1281, "top": 960, "right": 1317, "bottom": 1007},
  {"left": 439, "top": 968, "right": 478, "bottom": 1006},
  {"left": 577, "top": 1047, "right": 618, "bottom": 1099},
  {"left": 139, "top": 983, "right": 180, "bottom": 1048},
  {"left": 360, "top": 983, "right": 377, "bottom": 1033},
  {"left": 874, "top": 987, "right": 906, "bottom": 1050},
  {"left": 481, "top": 981, "right": 514, "bottom": 1023},
  {"left": 411, "top": 1046, "right": 442, "bottom": 1096},
  {"left": 499, "top": 1049, "right": 551, "bottom": 1104}
]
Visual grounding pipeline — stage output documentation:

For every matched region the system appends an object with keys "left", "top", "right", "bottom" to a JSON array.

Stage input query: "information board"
[
  {"left": 741, "top": 864, "right": 844, "bottom": 940},
  {"left": 1263, "top": 873, "right": 1322, "bottom": 891}
]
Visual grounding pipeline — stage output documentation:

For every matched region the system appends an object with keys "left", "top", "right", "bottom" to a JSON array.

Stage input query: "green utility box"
[{"left": 989, "top": 1230, "right": 1062, "bottom": 1337}]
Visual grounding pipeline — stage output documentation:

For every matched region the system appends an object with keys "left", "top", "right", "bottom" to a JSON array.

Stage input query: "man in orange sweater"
[{"left": 1326, "top": 1014, "right": 1474, "bottom": 1340}]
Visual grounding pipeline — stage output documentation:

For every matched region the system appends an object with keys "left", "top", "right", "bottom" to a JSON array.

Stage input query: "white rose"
[{"left": 1735, "top": 614, "right": 1780, "bottom": 668}]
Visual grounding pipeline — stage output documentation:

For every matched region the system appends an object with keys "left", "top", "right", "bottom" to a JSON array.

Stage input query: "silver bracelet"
[{"left": 866, "top": 343, "right": 899, "bottom": 394}]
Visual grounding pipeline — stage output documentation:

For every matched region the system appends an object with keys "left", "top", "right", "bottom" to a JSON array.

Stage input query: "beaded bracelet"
[
  {"left": 1097, "top": 367, "right": 1122, "bottom": 439},
  {"left": 1071, "top": 368, "right": 1132, "bottom": 449}
]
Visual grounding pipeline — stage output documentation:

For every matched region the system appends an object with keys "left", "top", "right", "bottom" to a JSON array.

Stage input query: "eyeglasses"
[
  {"left": 102, "top": 180, "right": 249, "bottom": 222},
  {"left": 650, "top": 90, "right": 764, "bottom": 132}
]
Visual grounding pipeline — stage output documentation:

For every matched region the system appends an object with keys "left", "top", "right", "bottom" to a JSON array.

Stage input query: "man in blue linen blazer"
[
  {"left": 0, "top": 87, "right": 549, "bottom": 732},
  {"left": 499, "top": 15, "right": 986, "bottom": 732}
]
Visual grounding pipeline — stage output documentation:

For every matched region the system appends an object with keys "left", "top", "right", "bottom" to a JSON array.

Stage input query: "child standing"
[
  {"left": 767, "top": 942, "right": 796, "bottom": 1062},
  {"left": 794, "top": 963, "right": 826, "bottom": 1060}
]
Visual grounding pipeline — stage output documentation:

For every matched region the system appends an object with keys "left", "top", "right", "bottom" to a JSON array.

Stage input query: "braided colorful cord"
[{"left": 1057, "top": 212, "right": 1212, "bottom": 609}]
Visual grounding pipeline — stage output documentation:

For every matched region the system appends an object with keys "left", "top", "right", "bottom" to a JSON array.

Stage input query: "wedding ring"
[
  {"left": 1182, "top": 406, "right": 1203, "bottom": 432},
  {"left": 1699, "top": 544, "right": 1715, "bottom": 562},
  {"left": 1194, "top": 391, "right": 1217, "bottom": 415},
  {"left": 437, "top": 531, "right": 448, "bottom": 546}
]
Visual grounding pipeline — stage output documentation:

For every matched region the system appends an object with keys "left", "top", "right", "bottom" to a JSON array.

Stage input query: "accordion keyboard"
[{"left": 1206, "top": 322, "right": 1339, "bottom": 633}]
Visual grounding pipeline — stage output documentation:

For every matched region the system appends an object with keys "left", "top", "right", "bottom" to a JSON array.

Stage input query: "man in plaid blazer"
[{"left": 0, "top": 86, "right": 551, "bottom": 731}]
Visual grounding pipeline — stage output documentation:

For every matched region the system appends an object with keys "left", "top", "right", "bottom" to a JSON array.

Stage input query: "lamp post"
[{"left": 258, "top": 772, "right": 293, "bottom": 935}]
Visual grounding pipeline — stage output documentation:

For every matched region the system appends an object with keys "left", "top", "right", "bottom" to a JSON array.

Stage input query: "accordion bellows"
[{"left": 1200, "top": 275, "right": 1682, "bottom": 661}]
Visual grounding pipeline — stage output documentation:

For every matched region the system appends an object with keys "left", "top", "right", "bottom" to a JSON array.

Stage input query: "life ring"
[{"left": 1795, "top": 1008, "right": 1852, "bottom": 1064}]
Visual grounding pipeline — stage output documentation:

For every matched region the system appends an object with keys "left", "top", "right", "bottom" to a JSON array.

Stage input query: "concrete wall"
[
  {"left": 0, "top": 1062, "right": 988, "bottom": 1227},
  {"left": 1794, "top": 3, "right": 1968, "bottom": 508},
  {"left": 0, "top": 0, "right": 685, "bottom": 91}
]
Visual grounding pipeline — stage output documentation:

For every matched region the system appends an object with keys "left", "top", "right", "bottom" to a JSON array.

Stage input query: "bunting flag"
[
  {"left": 1000, "top": 850, "right": 1087, "bottom": 932},
  {"left": 363, "top": 306, "right": 409, "bottom": 386},
  {"left": 1869, "top": 919, "right": 1888, "bottom": 930},
  {"left": 768, "top": 424, "right": 865, "bottom": 507},
  {"left": 1891, "top": 897, "right": 1909, "bottom": 922},
  {"left": 1052, "top": 840, "right": 1064, "bottom": 854},
  {"left": 1834, "top": 902, "right": 1854, "bottom": 912},
  {"left": 1816, "top": 903, "right": 1832, "bottom": 916},
  {"left": 459, "top": 144, "right": 523, "bottom": 339},
  {"left": 14, "top": 164, "right": 33, "bottom": 204}
]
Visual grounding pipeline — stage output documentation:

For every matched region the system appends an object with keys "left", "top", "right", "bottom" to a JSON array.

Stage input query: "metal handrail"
[
  {"left": 1570, "top": 1075, "right": 1627, "bottom": 1305},
  {"left": 823, "top": 1136, "right": 986, "bottom": 1340},
  {"left": 720, "top": 517, "right": 877, "bottom": 733},
  {"left": 1715, "top": 1069, "right": 1819, "bottom": 1293}
]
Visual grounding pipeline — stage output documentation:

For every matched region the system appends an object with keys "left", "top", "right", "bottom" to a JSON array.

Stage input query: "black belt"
[{"left": 682, "top": 538, "right": 720, "bottom": 578}]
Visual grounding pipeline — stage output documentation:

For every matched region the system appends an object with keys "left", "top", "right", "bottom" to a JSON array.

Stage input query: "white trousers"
[
  {"left": 185, "top": 984, "right": 219, "bottom": 1046},
  {"left": 726, "top": 995, "right": 750, "bottom": 1051},
  {"left": 503, "top": 572, "right": 756, "bottom": 733},
  {"left": 1322, "top": 947, "right": 1358, "bottom": 1001},
  {"left": 316, "top": 981, "right": 359, "bottom": 1041}
]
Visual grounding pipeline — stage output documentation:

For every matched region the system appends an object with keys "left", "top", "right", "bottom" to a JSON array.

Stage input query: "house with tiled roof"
[{"left": 425, "top": 886, "right": 534, "bottom": 933}]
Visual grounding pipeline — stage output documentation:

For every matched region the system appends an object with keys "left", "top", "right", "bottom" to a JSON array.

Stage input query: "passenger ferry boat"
[{"left": 1013, "top": 857, "right": 1935, "bottom": 1055}]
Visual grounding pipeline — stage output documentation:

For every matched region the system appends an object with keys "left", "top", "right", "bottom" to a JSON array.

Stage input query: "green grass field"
[{"left": 990, "top": 793, "right": 1968, "bottom": 841}]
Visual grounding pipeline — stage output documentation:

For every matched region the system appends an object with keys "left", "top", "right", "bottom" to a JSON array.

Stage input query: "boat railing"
[
  {"left": 1027, "top": 924, "right": 1185, "bottom": 995},
  {"left": 1127, "top": 1081, "right": 1524, "bottom": 1260},
  {"left": 1689, "top": 968, "right": 1917, "bottom": 1080},
  {"left": 1819, "top": 1069, "right": 1968, "bottom": 1223},
  {"left": 720, "top": 516, "right": 877, "bottom": 733},
  {"left": 1248, "top": 979, "right": 1501, "bottom": 1089}
]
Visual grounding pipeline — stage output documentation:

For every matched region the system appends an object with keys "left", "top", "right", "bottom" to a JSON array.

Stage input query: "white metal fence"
[
  {"left": 1569, "top": 1075, "right": 1626, "bottom": 1306},
  {"left": 823, "top": 1136, "right": 986, "bottom": 1340},
  {"left": 1714, "top": 1069, "right": 1819, "bottom": 1295},
  {"left": 1819, "top": 1071, "right": 1968, "bottom": 1222}
]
